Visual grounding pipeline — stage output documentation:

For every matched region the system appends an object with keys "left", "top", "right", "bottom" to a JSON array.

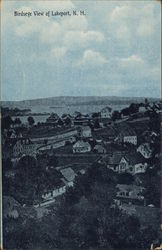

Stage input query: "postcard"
[{"left": 1, "top": 0, "right": 161, "bottom": 249}]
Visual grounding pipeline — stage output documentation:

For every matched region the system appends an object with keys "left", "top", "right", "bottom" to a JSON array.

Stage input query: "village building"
[
  {"left": 60, "top": 167, "right": 76, "bottom": 187},
  {"left": 94, "top": 144, "right": 106, "bottom": 154},
  {"left": 42, "top": 180, "right": 66, "bottom": 200},
  {"left": 3, "top": 138, "right": 36, "bottom": 159},
  {"left": 42, "top": 168, "right": 76, "bottom": 201},
  {"left": 138, "top": 106, "right": 147, "bottom": 113},
  {"left": 61, "top": 114, "right": 72, "bottom": 120},
  {"left": 12, "top": 138, "right": 36, "bottom": 157},
  {"left": 73, "top": 140, "right": 91, "bottom": 153},
  {"left": 137, "top": 143, "right": 152, "bottom": 159},
  {"left": 107, "top": 151, "right": 147, "bottom": 175},
  {"left": 3, "top": 196, "right": 20, "bottom": 219},
  {"left": 100, "top": 106, "right": 112, "bottom": 118},
  {"left": 73, "top": 115, "right": 90, "bottom": 126},
  {"left": 10, "top": 131, "right": 17, "bottom": 138},
  {"left": 115, "top": 184, "right": 145, "bottom": 206},
  {"left": 93, "top": 126, "right": 117, "bottom": 143},
  {"left": 46, "top": 113, "right": 60, "bottom": 125},
  {"left": 116, "top": 125, "right": 137, "bottom": 145},
  {"left": 78, "top": 126, "right": 92, "bottom": 138}
]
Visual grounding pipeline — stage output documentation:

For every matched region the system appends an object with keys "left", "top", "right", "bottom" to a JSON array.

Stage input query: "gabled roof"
[
  {"left": 108, "top": 151, "right": 124, "bottom": 165},
  {"left": 124, "top": 152, "right": 145, "bottom": 165},
  {"left": 107, "top": 151, "right": 145, "bottom": 165},
  {"left": 119, "top": 128, "right": 137, "bottom": 137},
  {"left": 60, "top": 167, "right": 76, "bottom": 182},
  {"left": 116, "top": 184, "right": 144, "bottom": 193},
  {"left": 94, "top": 144, "right": 105, "bottom": 150},
  {"left": 73, "top": 140, "right": 91, "bottom": 148}
]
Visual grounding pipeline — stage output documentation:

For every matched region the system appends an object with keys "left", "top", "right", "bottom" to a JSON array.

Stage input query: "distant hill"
[{"left": 1, "top": 96, "right": 159, "bottom": 109}]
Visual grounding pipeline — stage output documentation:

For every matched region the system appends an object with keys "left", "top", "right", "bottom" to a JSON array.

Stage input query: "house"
[
  {"left": 93, "top": 126, "right": 117, "bottom": 142},
  {"left": 116, "top": 125, "right": 137, "bottom": 145},
  {"left": 10, "top": 131, "right": 17, "bottom": 138},
  {"left": 60, "top": 167, "right": 76, "bottom": 187},
  {"left": 42, "top": 168, "right": 77, "bottom": 201},
  {"left": 94, "top": 144, "right": 106, "bottom": 154},
  {"left": 107, "top": 152, "right": 128, "bottom": 173},
  {"left": 73, "top": 140, "right": 91, "bottom": 153},
  {"left": 12, "top": 138, "right": 36, "bottom": 157},
  {"left": 61, "top": 114, "right": 72, "bottom": 125},
  {"left": 138, "top": 106, "right": 147, "bottom": 113},
  {"left": 78, "top": 126, "right": 92, "bottom": 138},
  {"left": 46, "top": 113, "right": 59, "bottom": 125},
  {"left": 100, "top": 106, "right": 112, "bottom": 118},
  {"left": 73, "top": 115, "right": 89, "bottom": 126},
  {"left": 3, "top": 138, "right": 36, "bottom": 159},
  {"left": 107, "top": 152, "right": 147, "bottom": 175},
  {"left": 126, "top": 153, "right": 147, "bottom": 175},
  {"left": 115, "top": 184, "right": 145, "bottom": 205},
  {"left": 42, "top": 180, "right": 66, "bottom": 200},
  {"left": 137, "top": 143, "right": 152, "bottom": 159},
  {"left": 3, "top": 196, "right": 20, "bottom": 219}
]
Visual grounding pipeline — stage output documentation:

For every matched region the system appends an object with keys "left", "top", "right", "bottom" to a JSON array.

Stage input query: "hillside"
[{"left": 1, "top": 96, "right": 159, "bottom": 109}]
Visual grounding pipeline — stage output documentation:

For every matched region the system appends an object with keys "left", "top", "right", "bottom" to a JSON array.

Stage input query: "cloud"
[
  {"left": 39, "top": 21, "right": 62, "bottom": 44},
  {"left": 51, "top": 47, "right": 67, "bottom": 59},
  {"left": 110, "top": 5, "right": 132, "bottom": 22},
  {"left": 76, "top": 50, "right": 107, "bottom": 67},
  {"left": 64, "top": 30, "right": 104, "bottom": 50},
  {"left": 115, "top": 23, "right": 131, "bottom": 40},
  {"left": 61, "top": 16, "right": 88, "bottom": 31},
  {"left": 119, "top": 54, "right": 144, "bottom": 67},
  {"left": 32, "top": 0, "right": 75, "bottom": 11},
  {"left": 137, "top": 4, "right": 155, "bottom": 37},
  {"left": 109, "top": 2, "right": 157, "bottom": 40}
]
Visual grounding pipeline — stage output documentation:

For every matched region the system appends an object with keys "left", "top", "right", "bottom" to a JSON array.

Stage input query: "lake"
[{"left": 12, "top": 104, "right": 127, "bottom": 124}]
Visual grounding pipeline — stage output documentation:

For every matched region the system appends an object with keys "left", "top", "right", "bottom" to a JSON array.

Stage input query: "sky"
[{"left": 1, "top": 0, "right": 161, "bottom": 101}]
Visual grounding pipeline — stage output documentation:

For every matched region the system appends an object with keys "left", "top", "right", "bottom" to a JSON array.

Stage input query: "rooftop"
[
  {"left": 60, "top": 167, "right": 76, "bottom": 182},
  {"left": 73, "top": 140, "right": 91, "bottom": 148}
]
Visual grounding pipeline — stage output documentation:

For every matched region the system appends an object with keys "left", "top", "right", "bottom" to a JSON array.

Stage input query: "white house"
[
  {"left": 107, "top": 152, "right": 147, "bottom": 175},
  {"left": 137, "top": 143, "right": 152, "bottom": 159},
  {"left": 42, "top": 181, "right": 66, "bottom": 200},
  {"left": 139, "top": 106, "right": 147, "bottom": 113},
  {"left": 100, "top": 106, "right": 112, "bottom": 118},
  {"left": 94, "top": 144, "right": 106, "bottom": 154},
  {"left": 116, "top": 184, "right": 145, "bottom": 205},
  {"left": 117, "top": 126, "right": 137, "bottom": 145},
  {"left": 73, "top": 140, "right": 91, "bottom": 153}
]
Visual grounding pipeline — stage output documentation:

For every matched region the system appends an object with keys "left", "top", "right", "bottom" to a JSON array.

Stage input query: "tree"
[
  {"left": 14, "top": 118, "right": 22, "bottom": 125},
  {"left": 121, "top": 107, "right": 130, "bottom": 116},
  {"left": 3, "top": 158, "right": 13, "bottom": 171},
  {"left": 94, "top": 119, "right": 100, "bottom": 128},
  {"left": 129, "top": 103, "right": 139, "bottom": 114},
  {"left": 44, "top": 139, "right": 48, "bottom": 145},
  {"left": 118, "top": 173, "right": 134, "bottom": 185},
  {"left": 64, "top": 117, "right": 71, "bottom": 126},
  {"left": 112, "top": 110, "right": 121, "bottom": 121},
  {"left": 92, "top": 112, "right": 100, "bottom": 118},
  {"left": 2, "top": 115, "right": 13, "bottom": 130},
  {"left": 27, "top": 116, "right": 35, "bottom": 126},
  {"left": 145, "top": 98, "right": 149, "bottom": 107},
  {"left": 48, "top": 154, "right": 58, "bottom": 168},
  {"left": 57, "top": 118, "right": 64, "bottom": 126}
]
